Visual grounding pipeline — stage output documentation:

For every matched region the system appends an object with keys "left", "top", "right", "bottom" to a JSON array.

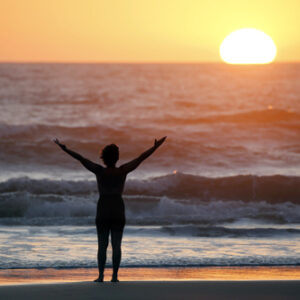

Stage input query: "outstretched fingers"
[
  {"left": 154, "top": 136, "right": 167, "bottom": 148},
  {"left": 53, "top": 138, "right": 66, "bottom": 149},
  {"left": 53, "top": 138, "right": 60, "bottom": 145}
]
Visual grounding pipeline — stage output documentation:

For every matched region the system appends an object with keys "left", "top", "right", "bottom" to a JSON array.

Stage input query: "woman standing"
[{"left": 54, "top": 137, "right": 166, "bottom": 282}]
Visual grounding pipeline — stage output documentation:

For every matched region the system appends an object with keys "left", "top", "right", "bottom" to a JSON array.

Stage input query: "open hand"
[
  {"left": 53, "top": 138, "right": 66, "bottom": 150},
  {"left": 154, "top": 136, "right": 167, "bottom": 148}
]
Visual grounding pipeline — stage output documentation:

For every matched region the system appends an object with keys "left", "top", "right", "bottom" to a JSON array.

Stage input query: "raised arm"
[
  {"left": 120, "top": 136, "right": 167, "bottom": 174},
  {"left": 53, "top": 138, "right": 102, "bottom": 173}
]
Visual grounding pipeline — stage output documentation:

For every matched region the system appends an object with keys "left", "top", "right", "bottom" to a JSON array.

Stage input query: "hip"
[{"left": 96, "top": 194, "right": 125, "bottom": 219}]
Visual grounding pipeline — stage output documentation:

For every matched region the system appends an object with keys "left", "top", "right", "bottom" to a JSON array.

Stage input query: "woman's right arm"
[{"left": 53, "top": 138, "right": 102, "bottom": 173}]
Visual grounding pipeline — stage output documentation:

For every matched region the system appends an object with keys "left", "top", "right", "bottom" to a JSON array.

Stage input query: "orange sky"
[{"left": 0, "top": 0, "right": 299, "bottom": 62}]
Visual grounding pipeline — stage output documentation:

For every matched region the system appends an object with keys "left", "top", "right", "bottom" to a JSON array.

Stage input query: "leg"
[
  {"left": 110, "top": 227, "right": 124, "bottom": 282},
  {"left": 95, "top": 224, "right": 109, "bottom": 282}
]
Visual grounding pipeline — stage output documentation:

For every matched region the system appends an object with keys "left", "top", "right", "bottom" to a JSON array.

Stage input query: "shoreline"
[{"left": 0, "top": 266, "right": 299, "bottom": 285}]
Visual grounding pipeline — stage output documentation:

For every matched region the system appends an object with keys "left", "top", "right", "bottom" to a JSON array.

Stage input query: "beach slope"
[{"left": 0, "top": 281, "right": 299, "bottom": 300}]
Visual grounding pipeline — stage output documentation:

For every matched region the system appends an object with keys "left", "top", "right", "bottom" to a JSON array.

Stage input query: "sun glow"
[{"left": 220, "top": 29, "right": 277, "bottom": 64}]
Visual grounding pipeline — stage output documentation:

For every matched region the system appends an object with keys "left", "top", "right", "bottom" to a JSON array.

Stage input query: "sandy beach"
[{"left": 0, "top": 281, "right": 299, "bottom": 300}]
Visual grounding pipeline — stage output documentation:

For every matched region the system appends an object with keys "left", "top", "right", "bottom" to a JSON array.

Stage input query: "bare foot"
[
  {"left": 94, "top": 276, "right": 103, "bottom": 283},
  {"left": 111, "top": 274, "right": 119, "bottom": 282}
]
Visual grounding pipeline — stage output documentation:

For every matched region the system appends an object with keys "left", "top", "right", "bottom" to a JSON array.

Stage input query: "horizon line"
[{"left": 0, "top": 60, "right": 299, "bottom": 64}]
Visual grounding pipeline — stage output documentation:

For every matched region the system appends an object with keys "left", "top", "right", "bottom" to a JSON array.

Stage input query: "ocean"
[{"left": 0, "top": 63, "right": 299, "bottom": 270}]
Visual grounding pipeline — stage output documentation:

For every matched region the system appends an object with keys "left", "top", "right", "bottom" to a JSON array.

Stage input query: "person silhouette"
[{"left": 53, "top": 136, "right": 167, "bottom": 282}]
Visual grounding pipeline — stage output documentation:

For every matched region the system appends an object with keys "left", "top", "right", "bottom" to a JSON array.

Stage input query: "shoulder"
[
  {"left": 93, "top": 163, "right": 104, "bottom": 174},
  {"left": 118, "top": 165, "right": 129, "bottom": 175}
]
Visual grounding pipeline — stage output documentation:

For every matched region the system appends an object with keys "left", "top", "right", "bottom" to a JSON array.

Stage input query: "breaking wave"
[{"left": 0, "top": 174, "right": 299, "bottom": 226}]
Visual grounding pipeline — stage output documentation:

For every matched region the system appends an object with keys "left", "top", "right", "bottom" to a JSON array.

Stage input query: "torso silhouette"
[
  {"left": 94, "top": 166, "right": 127, "bottom": 227},
  {"left": 96, "top": 167, "right": 126, "bottom": 196}
]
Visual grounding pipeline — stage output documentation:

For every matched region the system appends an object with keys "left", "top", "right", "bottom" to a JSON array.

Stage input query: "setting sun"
[{"left": 220, "top": 28, "right": 277, "bottom": 64}]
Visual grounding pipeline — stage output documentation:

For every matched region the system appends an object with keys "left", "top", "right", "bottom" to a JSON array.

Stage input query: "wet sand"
[{"left": 0, "top": 266, "right": 299, "bottom": 285}]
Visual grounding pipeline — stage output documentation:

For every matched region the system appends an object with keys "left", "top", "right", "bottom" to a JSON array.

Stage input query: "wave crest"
[{"left": 1, "top": 173, "right": 300, "bottom": 203}]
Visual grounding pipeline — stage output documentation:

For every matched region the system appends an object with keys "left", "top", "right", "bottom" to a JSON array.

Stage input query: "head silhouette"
[{"left": 101, "top": 144, "right": 119, "bottom": 167}]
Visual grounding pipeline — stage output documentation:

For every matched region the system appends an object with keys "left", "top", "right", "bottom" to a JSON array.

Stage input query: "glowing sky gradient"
[{"left": 0, "top": 0, "right": 299, "bottom": 62}]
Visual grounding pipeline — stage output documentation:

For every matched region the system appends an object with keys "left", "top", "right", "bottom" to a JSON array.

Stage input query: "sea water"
[{"left": 0, "top": 63, "right": 299, "bottom": 269}]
